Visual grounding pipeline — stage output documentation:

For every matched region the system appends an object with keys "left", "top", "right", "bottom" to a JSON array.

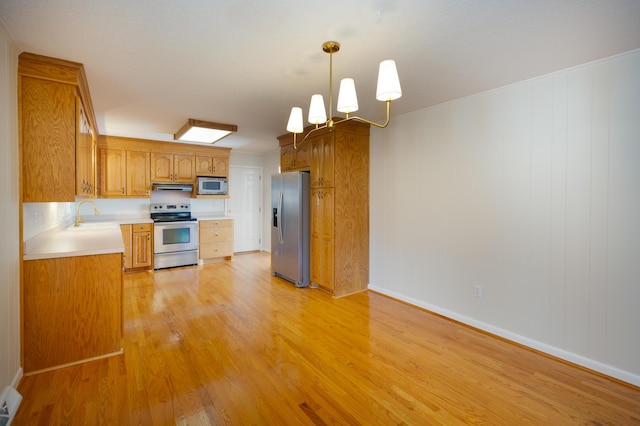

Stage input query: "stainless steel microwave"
[{"left": 196, "top": 176, "right": 228, "bottom": 195}]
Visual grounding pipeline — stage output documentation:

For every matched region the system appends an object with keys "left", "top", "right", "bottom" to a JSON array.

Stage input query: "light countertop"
[
  {"left": 23, "top": 214, "right": 233, "bottom": 261},
  {"left": 23, "top": 222, "right": 125, "bottom": 261},
  {"left": 193, "top": 214, "right": 233, "bottom": 221}
]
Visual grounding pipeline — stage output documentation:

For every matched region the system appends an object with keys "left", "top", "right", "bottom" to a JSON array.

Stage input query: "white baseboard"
[
  {"left": 9, "top": 369, "right": 21, "bottom": 392},
  {"left": 369, "top": 285, "right": 640, "bottom": 388}
]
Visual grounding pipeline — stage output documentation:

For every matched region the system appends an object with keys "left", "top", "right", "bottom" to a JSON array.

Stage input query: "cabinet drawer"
[
  {"left": 200, "top": 226, "right": 233, "bottom": 243},
  {"left": 132, "top": 223, "right": 151, "bottom": 232},
  {"left": 200, "top": 242, "right": 233, "bottom": 258},
  {"left": 200, "top": 219, "right": 233, "bottom": 228}
]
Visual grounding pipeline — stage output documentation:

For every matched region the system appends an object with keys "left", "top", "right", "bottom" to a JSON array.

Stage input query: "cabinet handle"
[{"left": 122, "top": 187, "right": 125, "bottom": 194}]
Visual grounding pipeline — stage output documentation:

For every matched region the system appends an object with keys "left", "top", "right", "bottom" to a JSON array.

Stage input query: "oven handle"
[{"left": 154, "top": 221, "right": 198, "bottom": 228}]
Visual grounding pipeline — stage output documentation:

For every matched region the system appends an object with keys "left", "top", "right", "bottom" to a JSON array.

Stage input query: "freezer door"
[
  {"left": 271, "top": 174, "right": 283, "bottom": 273},
  {"left": 270, "top": 172, "right": 309, "bottom": 287},
  {"left": 278, "top": 172, "right": 303, "bottom": 282}
]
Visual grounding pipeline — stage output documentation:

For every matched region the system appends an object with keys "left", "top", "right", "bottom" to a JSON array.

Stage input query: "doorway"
[{"left": 229, "top": 166, "right": 262, "bottom": 253}]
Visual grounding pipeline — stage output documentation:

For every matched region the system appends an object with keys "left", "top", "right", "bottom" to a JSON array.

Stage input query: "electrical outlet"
[{"left": 473, "top": 285, "right": 483, "bottom": 298}]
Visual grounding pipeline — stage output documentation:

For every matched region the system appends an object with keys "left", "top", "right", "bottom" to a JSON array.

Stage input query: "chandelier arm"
[
  {"left": 293, "top": 101, "right": 392, "bottom": 150},
  {"left": 293, "top": 123, "right": 327, "bottom": 149},
  {"left": 336, "top": 100, "right": 393, "bottom": 129}
]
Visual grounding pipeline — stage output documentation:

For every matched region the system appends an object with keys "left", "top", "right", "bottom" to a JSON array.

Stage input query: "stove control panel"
[{"left": 150, "top": 203, "right": 191, "bottom": 213}]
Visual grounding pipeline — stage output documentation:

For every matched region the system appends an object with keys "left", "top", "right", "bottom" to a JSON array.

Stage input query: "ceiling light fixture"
[
  {"left": 287, "top": 41, "right": 402, "bottom": 149},
  {"left": 174, "top": 119, "right": 237, "bottom": 144}
]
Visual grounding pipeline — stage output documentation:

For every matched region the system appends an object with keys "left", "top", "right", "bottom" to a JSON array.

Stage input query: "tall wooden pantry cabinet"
[{"left": 278, "top": 120, "right": 369, "bottom": 297}]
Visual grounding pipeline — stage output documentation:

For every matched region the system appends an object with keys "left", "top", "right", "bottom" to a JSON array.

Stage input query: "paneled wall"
[{"left": 370, "top": 49, "right": 640, "bottom": 385}]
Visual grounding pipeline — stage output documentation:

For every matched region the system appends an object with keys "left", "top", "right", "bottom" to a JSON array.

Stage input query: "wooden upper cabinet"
[
  {"left": 279, "top": 141, "right": 311, "bottom": 172},
  {"left": 126, "top": 151, "right": 151, "bottom": 197},
  {"left": 19, "top": 52, "right": 98, "bottom": 202},
  {"left": 99, "top": 148, "right": 126, "bottom": 197},
  {"left": 99, "top": 149, "right": 150, "bottom": 198},
  {"left": 195, "top": 156, "right": 213, "bottom": 176},
  {"left": 174, "top": 154, "right": 196, "bottom": 182},
  {"left": 280, "top": 144, "right": 294, "bottom": 171},
  {"left": 310, "top": 133, "right": 334, "bottom": 188},
  {"left": 196, "top": 155, "right": 229, "bottom": 177},
  {"left": 150, "top": 153, "right": 172, "bottom": 182},
  {"left": 212, "top": 156, "right": 229, "bottom": 176},
  {"left": 96, "top": 136, "right": 231, "bottom": 197},
  {"left": 21, "top": 77, "right": 77, "bottom": 202},
  {"left": 75, "top": 97, "right": 95, "bottom": 197},
  {"left": 151, "top": 153, "right": 195, "bottom": 183}
]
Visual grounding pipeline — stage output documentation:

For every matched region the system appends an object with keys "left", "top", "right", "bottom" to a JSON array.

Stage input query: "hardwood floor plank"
[{"left": 14, "top": 252, "right": 640, "bottom": 425}]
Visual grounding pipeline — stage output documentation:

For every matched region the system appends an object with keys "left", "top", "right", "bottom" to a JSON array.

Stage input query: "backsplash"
[
  {"left": 23, "top": 202, "right": 74, "bottom": 242},
  {"left": 23, "top": 196, "right": 226, "bottom": 247}
]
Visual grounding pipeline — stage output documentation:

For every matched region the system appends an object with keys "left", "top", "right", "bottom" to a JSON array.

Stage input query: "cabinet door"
[
  {"left": 195, "top": 156, "right": 213, "bottom": 176},
  {"left": 21, "top": 77, "right": 76, "bottom": 202},
  {"left": 126, "top": 151, "right": 151, "bottom": 197},
  {"left": 212, "top": 156, "right": 229, "bottom": 176},
  {"left": 173, "top": 154, "right": 196, "bottom": 182},
  {"left": 99, "top": 148, "right": 126, "bottom": 197},
  {"left": 294, "top": 142, "right": 311, "bottom": 170},
  {"left": 310, "top": 134, "right": 334, "bottom": 187},
  {"left": 75, "top": 97, "right": 94, "bottom": 197},
  {"left": 132, "top": 230, "right": 152, "bottom": 268},
  {"left": 23, "top": 254, "right": 123, "bottom": 373},
  {"left": 310, "top": 188, "right": 334, "bottom": 291},
  {"left": 280, "top": 144, "right": 294, "bottom": 171},
  {"left": 150, "top": 153, "right": 173, "bottom": 182}
]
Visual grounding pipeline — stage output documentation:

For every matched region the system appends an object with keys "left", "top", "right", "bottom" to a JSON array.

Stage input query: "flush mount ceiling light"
[
  {"left": 174, "top": 119, "right": 237, "bottom": 144},
  {"left": 287, "top": 41, "right": 402, "bottom": 149}
]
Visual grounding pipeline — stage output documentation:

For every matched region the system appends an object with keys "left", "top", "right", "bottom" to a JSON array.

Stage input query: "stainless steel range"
[{"left": 151, "top": 203, "right": 198, "bottom": 269}]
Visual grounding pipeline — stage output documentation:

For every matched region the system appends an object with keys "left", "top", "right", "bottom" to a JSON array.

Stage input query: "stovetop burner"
[{"left": 150, "top": 203, "right": 196, "bottom": 222}]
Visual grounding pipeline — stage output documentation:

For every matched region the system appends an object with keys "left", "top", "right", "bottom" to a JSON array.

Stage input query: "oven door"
[{"left": 154, "top": 221, "right": 198, "bottom": 254}]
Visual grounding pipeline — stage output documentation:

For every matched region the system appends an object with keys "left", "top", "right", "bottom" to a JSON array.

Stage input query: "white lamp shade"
[
  {"left": 308, "top": 94, "right": 327, "bottom": 125},
  {"left": 337, "top": 78, "right": 359, "bottom": 114},
  {"left": 376, "top": 60, "right": 402, "bottom": 101},
  {"left": 287, "top": 107, "right": 304, "bottom": 133}
]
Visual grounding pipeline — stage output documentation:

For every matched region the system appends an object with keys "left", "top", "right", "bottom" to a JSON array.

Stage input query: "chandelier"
[{"left": 286, "top": 41, "right": 402, "bottom": 149}]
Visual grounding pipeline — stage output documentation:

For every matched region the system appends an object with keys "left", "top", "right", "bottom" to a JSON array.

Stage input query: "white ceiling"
[{"left": 2, "top": 0, "right": 639, "bottom": 152}]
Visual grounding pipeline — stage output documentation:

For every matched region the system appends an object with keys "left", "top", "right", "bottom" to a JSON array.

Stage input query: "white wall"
[
  {"left": 0, "top": 22, "right": 22, "bottom": 391},
  {"left": 370, "top": 49, "right": 640, "bottom": 386},
  {"left": 230, "top": 149, "right": 280, "bottom": 252}
]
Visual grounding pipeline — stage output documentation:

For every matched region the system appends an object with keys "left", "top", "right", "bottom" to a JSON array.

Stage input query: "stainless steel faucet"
[{"left": 75, "top": 200, "right": 100, "bottom": 227}]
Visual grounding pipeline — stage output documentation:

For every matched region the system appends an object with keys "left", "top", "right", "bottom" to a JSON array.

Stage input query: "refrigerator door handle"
[{"left": 278, "top": 189, "right": 284, "bottom": 244}]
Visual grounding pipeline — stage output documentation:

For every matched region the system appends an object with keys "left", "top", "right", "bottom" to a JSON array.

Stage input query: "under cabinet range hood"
[{"left": 151, "top": 183, "right": 194, "bottom": 192}]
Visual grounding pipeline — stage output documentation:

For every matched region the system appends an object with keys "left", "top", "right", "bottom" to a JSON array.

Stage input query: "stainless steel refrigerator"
[{"left": 271, "top": 171, "right": 310, "bottom": 287}]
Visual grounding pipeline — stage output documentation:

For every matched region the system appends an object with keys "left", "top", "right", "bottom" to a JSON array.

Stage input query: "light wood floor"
[{"left": 14, "top": 252, "right": 640, "bottom": 425}]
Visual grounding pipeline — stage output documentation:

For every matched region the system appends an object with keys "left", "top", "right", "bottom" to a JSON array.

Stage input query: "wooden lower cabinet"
[
  {"left": 310, "top": 188, "right": 334, "bottom": 292},
  {"left": 120, "top": 223, "right": 153, "bottom": 271},
  {"left": 199, "top": 219, "right": 233, "bottom": 261},
  {"left": 22, "top": 253, "right": 123, "bottom": 374}
]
